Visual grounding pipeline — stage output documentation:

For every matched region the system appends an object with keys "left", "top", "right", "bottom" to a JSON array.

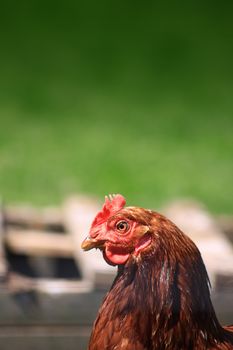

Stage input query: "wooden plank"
[
  {"left": 0, "top": 325, "right": 90, "bottom": 350},
  {"left": 0, "top": 289, "right": 231, "bottom": 326},
  {"left": 0, "top": 289, "right": 106, "bottom": 325},
  {"left": 5, "top": 273, "right": 92, "bottom": 294},
  {"left": 0, "top": 337, "right": 88, "bottom": 350},
  {"left": 0, "top": 325, "right": 91, "bottom": 337},
  {"left": 5, "top": 229, "right": 74, "bottom": 258},
  {"left": 5, "top": 206, "right": 63, "bottom": 231}
]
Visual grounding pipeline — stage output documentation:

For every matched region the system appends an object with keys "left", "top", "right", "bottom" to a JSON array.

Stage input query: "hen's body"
[{"left": 82, "top": 196, "right": 233, "bottom": 350}]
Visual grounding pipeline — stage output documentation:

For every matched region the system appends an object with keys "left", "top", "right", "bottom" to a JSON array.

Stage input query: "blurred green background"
[{"left": 0, "top": 1, "right": 232, "bottom": 213}]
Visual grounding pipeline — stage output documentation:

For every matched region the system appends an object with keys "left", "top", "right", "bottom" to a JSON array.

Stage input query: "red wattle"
[{"left": 104, "top": 246, "right": 130, "bottom": 266}]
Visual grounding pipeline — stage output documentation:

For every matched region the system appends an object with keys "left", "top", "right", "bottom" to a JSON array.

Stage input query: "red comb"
[{"left": 91, "top": 194, "right": 126, "bottom": 228}]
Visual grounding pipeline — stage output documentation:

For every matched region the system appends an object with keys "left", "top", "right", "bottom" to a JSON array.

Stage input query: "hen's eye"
[{"left": 116, "top": 221, "right": 129, "bottom": 233}]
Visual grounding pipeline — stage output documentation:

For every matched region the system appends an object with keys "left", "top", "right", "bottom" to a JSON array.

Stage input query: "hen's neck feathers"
[{"left": 89, "top": 212, "right": 233, "bottom": 350}]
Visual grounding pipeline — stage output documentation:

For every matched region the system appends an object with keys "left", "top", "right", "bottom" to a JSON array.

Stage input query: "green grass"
[{"left": 0, "top": 1, "right": 233, "bottom": 213}]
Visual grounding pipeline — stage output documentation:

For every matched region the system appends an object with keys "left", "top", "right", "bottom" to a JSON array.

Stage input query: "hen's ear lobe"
[{"left": 134, "top": 225, "right": 149, "bottom": 237}]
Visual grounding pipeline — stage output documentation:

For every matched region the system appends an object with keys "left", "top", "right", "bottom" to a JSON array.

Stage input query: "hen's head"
[{"left": 81, "top": 194, "right": 163, "bottom": 266}]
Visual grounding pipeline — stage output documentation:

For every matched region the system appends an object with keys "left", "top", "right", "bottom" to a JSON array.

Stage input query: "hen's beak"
[{"left": 81, "top": 236, "right": 105, "bottom": 251}]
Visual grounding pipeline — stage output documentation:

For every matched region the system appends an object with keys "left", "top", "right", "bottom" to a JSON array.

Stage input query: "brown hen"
[{"left": 81, "top": 194, "right": 233, "bottom": 350}]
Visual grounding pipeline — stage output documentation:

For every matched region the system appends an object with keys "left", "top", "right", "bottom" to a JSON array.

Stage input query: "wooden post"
[{"left": 0, "top": 201, "right": 8, "bottom": 281}]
